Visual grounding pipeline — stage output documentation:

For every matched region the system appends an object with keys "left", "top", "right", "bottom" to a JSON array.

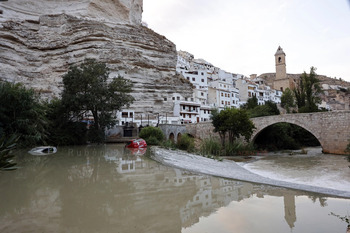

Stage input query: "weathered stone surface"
[
  {"left": 0, "top": 12, "right": 193, "bottom": 116},
  {"left": 0, "top": 0, "right": 143, "bottom": 25}
]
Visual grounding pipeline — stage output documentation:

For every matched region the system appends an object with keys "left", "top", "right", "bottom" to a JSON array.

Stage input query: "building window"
[
  {"left": 192, "top": 78, "right": 195, "bottom": 81},
  {"left": 183, "top": 106, "right": 186, "bottom": 110},
  {"left": 201, "top": 79, "right": 204, "bottom": 82},
  {"left": 201, "top": 92, "right": 204, "bottom": 96},
  {"left": 187, "top": 77, "right": 190, "bottom": 80},
  {"left": 221, "top": 93, "right": 223, "bottom": 97},
  {"left": 221, "top": 101, "right": 224, "bottom": 105},
  {"left": 164, "top": 97, "right": 167, "bottom": 101},
  {"left": 201, "top": 72, "right": 204, "bottom": 75},
  {"left": 122, "top": 112, "right": 128, "bottom": 118},
  {"left": 130, "top": 112, "right": 133, "bottom": 118},
  {"left": 172, "top": 97, "right": 175, "bottom": 100},
  {"left": 177, "top": 96, "right": 180, "bottom": 100}
]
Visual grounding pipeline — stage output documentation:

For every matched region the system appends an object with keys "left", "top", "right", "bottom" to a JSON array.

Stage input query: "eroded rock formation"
[
  {"left": 0, "top": 0, "right": 143, "bottom": 25},
  {"left": 0, "top": 1, "right": 193, "bottom": 116}
]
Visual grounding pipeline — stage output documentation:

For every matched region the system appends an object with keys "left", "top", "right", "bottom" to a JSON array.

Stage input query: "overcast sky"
[{"left": 143, "top": 0, "right": 350, "bottom": 81}]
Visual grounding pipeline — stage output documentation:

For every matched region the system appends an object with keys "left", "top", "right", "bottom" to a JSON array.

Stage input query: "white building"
[
  {"left": 208, "top": 80, "right": 240, "bottom": 110},
  {"left": 174, "top": 101, "right": 201, "bottom": 124}
]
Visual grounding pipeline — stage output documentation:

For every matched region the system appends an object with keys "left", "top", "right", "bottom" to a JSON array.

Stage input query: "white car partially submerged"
[{"left": 28, "top": 146, "right": 57, "bottom": 155}]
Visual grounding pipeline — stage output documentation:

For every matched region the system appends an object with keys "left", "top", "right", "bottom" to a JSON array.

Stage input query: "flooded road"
[{"left": 0, "top": 144, "right": 349, "bottom": 233}]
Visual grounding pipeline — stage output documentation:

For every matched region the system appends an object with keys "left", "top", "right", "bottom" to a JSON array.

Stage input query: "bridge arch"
[
  {"left": 177, "top": 133, "right": 182, "bottom": 142},
  {"left": 169, "top": 133, "right": 175, "bottom": 142},
  {"left": 251, "top": 117, "right": 325, "bottom": 152},
  {"left": 250, "top": 111, "right": 350, "bottom": 154},
  {"left": 252, "top": 121, "right": 321, "bottom": 150}
]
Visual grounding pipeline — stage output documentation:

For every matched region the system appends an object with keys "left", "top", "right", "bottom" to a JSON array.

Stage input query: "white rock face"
[
  {"left": 0, "top": 1, "right": 193, "bottom": 116},
  {"left": 0, "top": 0, "right": 143, "bottom": 25}
]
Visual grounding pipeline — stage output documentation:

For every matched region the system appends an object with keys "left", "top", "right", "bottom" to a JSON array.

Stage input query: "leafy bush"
[
  {"left": 222, "top": 141, "right": 255, "bottom": 156},
  {"left": 139, "top": 126, "right": 164, "bottom": 145},
  {"left": 200, "top": 137, "right": 222, "bottom": 156},
  {"left": 45, "top": 99, "right": 87, "bottom": 146},
  {"left": 161, "top": 140, "right": 177, "bottom": 150},
  {"left": 0, "top": 135, "right": 18, "bottom": 171},
  {"left": 0, "top": 81, "right": 48, "bottom": 147},
  {"left": 177, "top": 134, "right": 195, "bottom": 152}
]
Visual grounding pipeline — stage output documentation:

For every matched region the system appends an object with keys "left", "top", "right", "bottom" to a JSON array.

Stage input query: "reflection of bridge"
[{"left": 160, "top": 111, "right": 350, "bottom": 154}]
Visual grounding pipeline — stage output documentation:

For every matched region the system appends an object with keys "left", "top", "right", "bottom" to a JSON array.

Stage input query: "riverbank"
[{"left": 150, "top": 147, "right": 350, "bottom": 198}]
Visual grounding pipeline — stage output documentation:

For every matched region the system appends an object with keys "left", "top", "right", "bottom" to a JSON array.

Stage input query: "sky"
[{"left": 143, "top": 0, "right": 350, "bottom": 81}]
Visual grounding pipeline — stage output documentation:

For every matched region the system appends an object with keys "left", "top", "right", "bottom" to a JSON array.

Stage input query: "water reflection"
[{"left": 0, "top": 145, "right": 348, "bottom": 233}]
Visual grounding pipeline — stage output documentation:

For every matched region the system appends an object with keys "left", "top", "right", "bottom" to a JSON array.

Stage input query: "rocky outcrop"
[
  {"left": 0, "top": 0, "right": 143, "bottom": 25},
  {"left": 0, "top": 5, "right": 193, "bottom": 116}
]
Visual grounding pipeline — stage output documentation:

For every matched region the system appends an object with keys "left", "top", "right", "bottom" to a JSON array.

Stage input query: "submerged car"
[
  {"left": 28, "top": 146, "right": 57, "bottom": 155},
  {"left": 125, "top": 139, "right": 147, "bottom": 149}
]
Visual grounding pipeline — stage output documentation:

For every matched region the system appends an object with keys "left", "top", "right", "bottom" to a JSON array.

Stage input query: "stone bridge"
[{"left": 160, "top": 111, "right": 350, "bottom": 154}]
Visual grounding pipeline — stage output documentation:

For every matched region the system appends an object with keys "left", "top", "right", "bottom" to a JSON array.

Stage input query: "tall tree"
[
  {"left": 61, "top": 59, "right": 134, "bottom": 142},
  {"left": 210, "top": 109, "right": 227, "bottom": 146},
  {"left": 211, "top": 108, "right": 255, "bottom": 146},
  {"left": 293, "top": 67, "right": 322, "bottom": 113},
  {"left": 281, "top": 88, "right": 295, "bottom": 113}
]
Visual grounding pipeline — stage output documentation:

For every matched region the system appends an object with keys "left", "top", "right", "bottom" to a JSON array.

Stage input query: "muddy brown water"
[{"left": 0, "top": 144, "right": 348, "bottom": 233}]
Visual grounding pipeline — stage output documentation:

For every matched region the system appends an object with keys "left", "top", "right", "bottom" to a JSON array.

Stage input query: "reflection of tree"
[{"left": 308, "top": 195, "right": 328, "bottom": 207}]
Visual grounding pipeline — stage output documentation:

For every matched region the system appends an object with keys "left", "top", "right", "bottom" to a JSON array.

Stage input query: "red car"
[{"left": 125, "top": 138, "right": 147, "bottom": 148}]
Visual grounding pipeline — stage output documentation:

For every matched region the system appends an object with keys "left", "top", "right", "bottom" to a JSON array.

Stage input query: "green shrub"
[
  {"left": 177, "top": 134, "right": 195, "bottom": 152},
  {"left": 161, "top": 140, "right": 177, "bottom": 150},
  {"left": 139, "top": 126, "right": 164, "bottom": 146},
  {"left": 0, "top": 135, "right": 18, "bottom": 171},
  {"left": 145, "top": 135, "right": 160, "bottom": 146},
  {"left": 200, "top": 137, "right": 222, "bottom": 156},
  {"left": 0, "top": 82, "right": 48, "bottom": 147},
  {"left": 222, "top": 141, "right": 255, "bottom": 156}
]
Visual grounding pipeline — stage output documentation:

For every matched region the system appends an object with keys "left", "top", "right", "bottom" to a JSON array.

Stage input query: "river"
[{"left": 0, "top": 144, "right": 349, "bottom": 233}]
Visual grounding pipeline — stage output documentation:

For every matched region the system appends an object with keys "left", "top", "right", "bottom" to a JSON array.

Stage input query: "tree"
[
  {"left": 281, "top": 88, "right": 295, "bottom": 113},
  {"left": 248, "top": 101, "right": 280, "bottom": 118},
  {"left": 293, "top": 67, "right": 322, "bottom": 113},
  {"left": 210, "top": 108, "right": 227, "bottom": 146},
  {"left": 0, "top": 81, "right": 48, "bottom": 147},
  {"left": 61, "top": 59, "right": 134, "bottom": 143},
  {"left": 139, "top": 126, "right": 164, "bottom": 145},
  {"left": 242, "top": 95, "right": 258, "bottom": 110},
  {"left": 45, "top": 98, "right": 87, "bottom": 146},
  {"left": 211, "top": 108, "right": 256, "bottom": 146}
]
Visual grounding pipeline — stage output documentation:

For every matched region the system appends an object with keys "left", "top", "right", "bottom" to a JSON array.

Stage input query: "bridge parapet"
[
  {"left": 252, "top": 111, "right": 350, "bottom": 154},
  {"left": 159, "top": 111, "right": 350, "bottom": 154}
]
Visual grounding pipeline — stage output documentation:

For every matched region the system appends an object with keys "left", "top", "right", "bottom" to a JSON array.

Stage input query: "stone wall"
[{"left": 159, "top": 124, "right": 187, "bottom": 142}]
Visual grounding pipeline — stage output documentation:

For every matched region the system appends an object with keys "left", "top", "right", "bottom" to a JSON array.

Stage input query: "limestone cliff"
[
  {"left": 0, "top": 1, "right": 193, "bottom": 116},
  {"left": 0, "top": 0, "right": 143, "bottom": 25}
]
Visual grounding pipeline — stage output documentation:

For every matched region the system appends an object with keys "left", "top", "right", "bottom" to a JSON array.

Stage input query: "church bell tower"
[
  {"left": 274, "top": 46, "right": 289, "bottom": 91},
  {"left": 275, "top": 46, "right": 286, "bottom": 80}
]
